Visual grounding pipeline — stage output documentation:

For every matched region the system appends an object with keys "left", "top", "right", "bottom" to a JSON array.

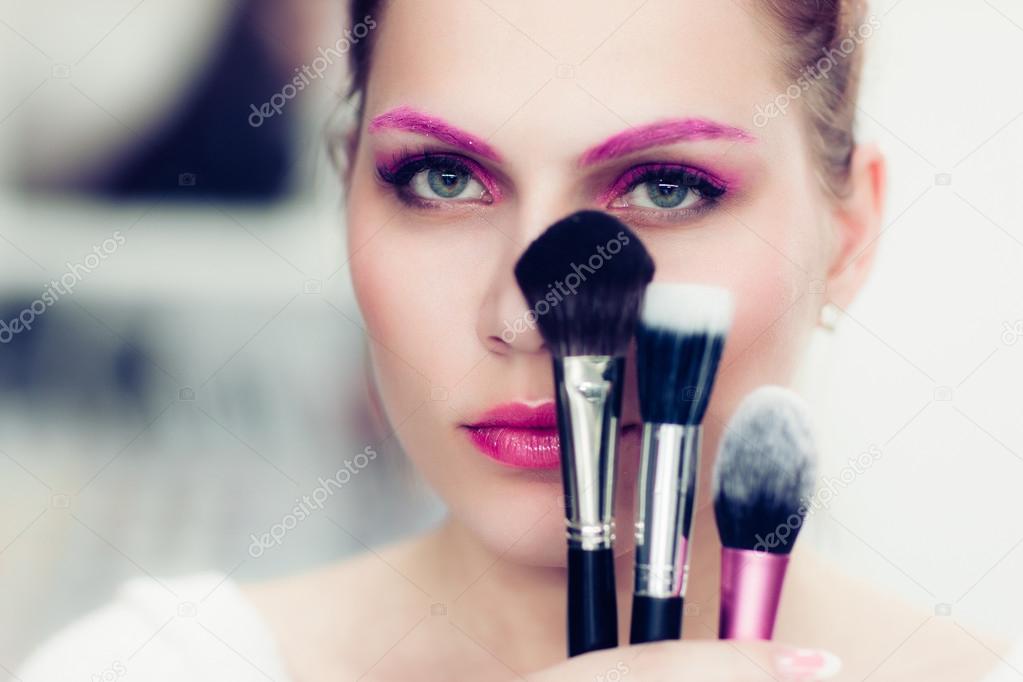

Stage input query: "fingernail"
[{"left": 774, "top": 647, "right": 843, "bottom": 681}]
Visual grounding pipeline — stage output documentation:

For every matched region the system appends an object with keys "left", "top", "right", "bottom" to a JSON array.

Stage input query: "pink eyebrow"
[
  {"left": 580, "top": 118, "right": 755, "bottom": 167},
  {"left": 368, "top": 106, "right": 502, "bottom": 162}
]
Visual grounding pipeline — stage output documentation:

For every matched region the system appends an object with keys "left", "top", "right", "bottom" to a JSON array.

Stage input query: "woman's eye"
[
  {"left": 628, "top": 178, "right": 702, "bottom": 210},
  {"left": 377, "top": 153, "right": 495, "bottom": 205},
  {"left": 409, "top": 166, "right": 484, "bottom": 201},
  {"left": 608, "top": 168, "right": 726, "bottom": 213}
]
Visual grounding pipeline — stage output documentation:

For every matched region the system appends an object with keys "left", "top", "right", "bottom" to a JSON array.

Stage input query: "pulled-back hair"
[{"left": 344, "top": 0, "right": 870, "bottom": 197}]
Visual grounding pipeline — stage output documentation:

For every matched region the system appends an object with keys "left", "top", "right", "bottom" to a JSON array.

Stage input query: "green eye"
[
  {"left": 612, "top": 167, "right": 725, "bottom": 213},
  {"left": 427, "top": 168, "right": 471, "bottom": 198},
  {"left": 646, "top": 180, "right": 691, "bottom": 209},
  {"left": 407, "top": 165, "right": 484, "bottom": 201}
]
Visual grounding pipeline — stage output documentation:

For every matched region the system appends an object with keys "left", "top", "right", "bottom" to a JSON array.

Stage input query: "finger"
[
  {"left": 526, "top": 640, "right": 843, "bottom": 682},
  {"left": 631, "top": 640, "right": 842, "bottom": 681}
]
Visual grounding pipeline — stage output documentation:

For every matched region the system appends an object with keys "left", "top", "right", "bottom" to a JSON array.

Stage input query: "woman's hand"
[{"left": 526, "top": 641, "right": 843, "bottom": 681}]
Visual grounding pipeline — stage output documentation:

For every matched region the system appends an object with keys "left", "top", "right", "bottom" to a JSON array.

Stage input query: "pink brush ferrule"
[{"left": 718, "top": 547, "right": 790, "bottom": 640}]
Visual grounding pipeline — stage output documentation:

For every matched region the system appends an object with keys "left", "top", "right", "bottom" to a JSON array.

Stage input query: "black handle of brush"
[
  {"left": 567, "top": 547, "right": 618, "bottom": 657},
  {"left": 629, "top": 594, "right": 683, "bottom": 644}
]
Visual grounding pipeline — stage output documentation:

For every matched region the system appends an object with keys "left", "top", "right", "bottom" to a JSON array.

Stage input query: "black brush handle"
[
  {"left": 629, "top": 594, "right": 683, "bottom": 644},
  {"left": 567, "top": 547, "right": 618, "bottom": 656}
]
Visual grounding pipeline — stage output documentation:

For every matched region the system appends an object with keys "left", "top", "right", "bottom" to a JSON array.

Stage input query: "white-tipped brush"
[
  {"left": 713, "top": 386, "right": 818, "bottom": 640},
  {"left": 630, "top": 283, "right": 734, "bottom": 644}
]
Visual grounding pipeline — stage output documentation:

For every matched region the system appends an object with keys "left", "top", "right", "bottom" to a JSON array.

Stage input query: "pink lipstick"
[{"left": 463, "top": 402, "right": 561, "bottom": 469}]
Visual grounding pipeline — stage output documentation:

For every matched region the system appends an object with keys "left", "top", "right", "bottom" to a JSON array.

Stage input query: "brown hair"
[
  {"left": 758, "top": 0, "right": 869, "bottom": 197},
  {"left": 344, "top": 0, "right": 868, "bottom": 197}
]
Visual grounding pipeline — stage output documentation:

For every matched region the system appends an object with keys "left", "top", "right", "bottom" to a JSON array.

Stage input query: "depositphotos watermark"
[
  {"left": 89, "top": 660, "right": 127, "bottom": 682},
  {"left": 753, "top": 444, "right": 883, "bottom": 553},
  {"left": 248, "top": 14, "right": 377, "bottom": 128},
  {"left": 500, "top": 230, "right": 633, "bottom": 344},
  {"left": 594, "top": 662, "right": 630, "bottom": 682},
  {"left": 1002, "top": 320, "right": 1023, "bottom": 346},
  {"left": 248, "top": 446, "right": 377, "bottom": 557},
  {"left": 0, "top": 231, "right": 126, "bottom": 344},
  {"left": 753, "top": 15, "right": 880, "bottom": 128}
]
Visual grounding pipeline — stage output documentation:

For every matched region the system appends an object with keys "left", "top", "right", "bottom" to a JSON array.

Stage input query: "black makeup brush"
[
  {"left": 712, "top": 386, "right": 817, "bottom": 640},
  {"left": 514, "top": 210, "right": 654, "bottom": 657},
  {"left": 629, "top": 283, "right": 733, "bottom": 644}
]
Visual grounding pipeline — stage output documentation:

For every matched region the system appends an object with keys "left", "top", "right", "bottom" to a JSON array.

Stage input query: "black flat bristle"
[
  {"left": 635, "top": 284, "right": 733, "bottom": 425},
  {"left": 513, "top": 211, "right": 654, "bottom": 357},
  {"left": 637, "top": 330, "right": 726, "bottom": 425},
  {"left": 712, "top": 386, "right": 817, "bottom": 554}
]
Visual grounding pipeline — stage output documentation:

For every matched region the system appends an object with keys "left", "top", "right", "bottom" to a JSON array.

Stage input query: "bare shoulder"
[
  {"left": 242, "top": 538, "right": 434, "bottom": 681},
  {"left": 20, "top": 573, "right": 289, "bottom": 682},
  {"left": 777, "top": 550, "right": 1011, "bottom": 681}
]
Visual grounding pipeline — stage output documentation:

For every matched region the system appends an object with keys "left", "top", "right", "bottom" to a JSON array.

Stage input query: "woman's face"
[{"left": 346, "top": 0, "right": 835, "bottom": 565}]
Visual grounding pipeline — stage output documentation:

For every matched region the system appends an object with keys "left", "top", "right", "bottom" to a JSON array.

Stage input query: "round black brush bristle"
[
  {"left": 513, "top": 211, "right": 654, "bottom": 357},
  {"left": 712, "top": 386, "right": 818, "bottom": 554},
  {"left": 635, "top": 284, "right": 733, "bottom": 426}
]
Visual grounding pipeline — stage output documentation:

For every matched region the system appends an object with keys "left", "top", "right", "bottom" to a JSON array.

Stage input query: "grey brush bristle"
[
  {"left": 514, "top": 210, "right": 654, "bottom": 357},
  {"left": 712, "top": 386, "right": 818, "bottom": 554}
]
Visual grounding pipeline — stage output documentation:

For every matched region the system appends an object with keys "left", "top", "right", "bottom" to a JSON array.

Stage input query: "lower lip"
[
  {"left": 464, "top": 425, "right": 561, "bottom": 469},
  {"left": 464, "top": 424, "right": 638, "bottom": 470}
]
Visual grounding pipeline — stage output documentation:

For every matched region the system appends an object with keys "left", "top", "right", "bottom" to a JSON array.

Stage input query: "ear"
[{"left": 825, "top": 143, "right": 887, "bottom": 308}]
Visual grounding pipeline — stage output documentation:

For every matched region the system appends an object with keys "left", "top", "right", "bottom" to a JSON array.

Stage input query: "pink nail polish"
[{"left": 774, "top": 648, "right": 843, "bottom": 680}]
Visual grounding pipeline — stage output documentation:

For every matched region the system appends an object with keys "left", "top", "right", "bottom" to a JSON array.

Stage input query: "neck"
[{"left": 414, "top": 504, "right": 724, "bottom": 668}]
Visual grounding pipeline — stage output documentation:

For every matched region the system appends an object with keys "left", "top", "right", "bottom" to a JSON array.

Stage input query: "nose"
[{"left": 476, "top": 237, "right": 547, "bottom": 357}]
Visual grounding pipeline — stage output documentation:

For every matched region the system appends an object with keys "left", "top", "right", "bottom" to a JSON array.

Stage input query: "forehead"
[{"left": 363, "top": 0, "right": 783, "bottom": 156}]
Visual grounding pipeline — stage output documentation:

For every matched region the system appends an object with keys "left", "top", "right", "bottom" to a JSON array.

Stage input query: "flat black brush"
[
  {"left": 713, "top": 386, "right": 817, "bottom": 640},
  {"left": 629, "top": 283, "right": 733, "bottom": 644},
  {"left": 514, "top": 210, "right": 654, "bottom": 657}
]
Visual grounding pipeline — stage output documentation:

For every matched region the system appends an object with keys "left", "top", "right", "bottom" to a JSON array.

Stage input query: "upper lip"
[
  {"left": 464, "top": 401, "right": 558, "bottom": 429},
  {"left": 465, "top": 401, "right": 639, "bottom": 430}
]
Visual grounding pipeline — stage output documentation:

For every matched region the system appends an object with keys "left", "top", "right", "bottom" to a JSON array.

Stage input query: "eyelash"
[
  {"left": 604, "top": 163, "right": 728, "bottom": 221},
  {"left": 376, "top": 150, "right": 499, "bottom": 207},
  {"left": 375, "top": 149, "right": 729, "bottom": 221}
]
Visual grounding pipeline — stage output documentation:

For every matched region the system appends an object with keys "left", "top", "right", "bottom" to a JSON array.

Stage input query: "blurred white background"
[{"left": 0, "top": 0, "right": 1021, "bottom": 675}]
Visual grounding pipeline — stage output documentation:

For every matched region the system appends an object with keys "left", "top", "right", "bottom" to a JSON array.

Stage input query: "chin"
[{"left": 435, "top": 429, "right": 643, "bottom": 569}]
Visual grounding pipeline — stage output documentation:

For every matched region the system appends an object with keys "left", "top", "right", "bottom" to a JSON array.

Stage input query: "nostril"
[
  {"left": 485, "top": 333, "right": 548, "bottom": 356},
  {"left": 486, "top": 335, "right": 512, "bottom": 354}
]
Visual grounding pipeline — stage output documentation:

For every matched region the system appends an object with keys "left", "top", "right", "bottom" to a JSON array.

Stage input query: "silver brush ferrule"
[
  {"left": 553, "top": 356, "right": 624, "bottom": 552},
  {"left": 633, "top": 423, "right": 702, "bottom": 598}
]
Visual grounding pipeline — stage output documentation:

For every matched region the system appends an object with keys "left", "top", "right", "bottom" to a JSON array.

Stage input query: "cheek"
[
  {"left": 346, "top": 178, "right": 479, "bottom": 395},
  {"left": 640, "top": 208, "right": 827, "bottom": 420}
]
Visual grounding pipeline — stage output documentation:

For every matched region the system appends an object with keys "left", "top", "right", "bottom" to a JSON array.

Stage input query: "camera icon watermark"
[
  {"left": 179, "top": 387, "right": 195, "bottom": 401},
  {"left": 682, "top": 386, "right": 703, "bottom": 401},
  {"left": 430, "top": 386, "right": 449, "bottom": 402},
  {"left": 177, "top": 602, "right": 198, "bottom": 617},
  {"left": 934, "top": 173, "right": 952, "bottom": 187},
  {"left": 51, "top": 493, "right": 70, "bottom": 509},
  {"left": 51, "top": 63, "right": 71, "bottom": 79},
  {"left": 303, "top": 279, "right": 323, "bottom": 294},
  {"left": 933, "top": 386, "right": 954, "bottom": 402},
  {"left": 178, "top": 173, "right": 197, "bottom": 187},
  {"left": 934, "top": 602, "right": 952, "bottom": 617},
  {"left": 555, "top": 63, "right": 575, "bottom": 79}
]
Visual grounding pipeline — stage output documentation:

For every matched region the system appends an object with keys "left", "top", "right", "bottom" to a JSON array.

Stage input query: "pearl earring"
[{"left": 819, "top": 302, "right": 840, "bottom": 332}]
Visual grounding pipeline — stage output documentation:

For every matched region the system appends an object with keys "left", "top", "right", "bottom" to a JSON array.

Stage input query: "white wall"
[{"left": 799, "top": 0, "right": 1023, "bottom": 639}]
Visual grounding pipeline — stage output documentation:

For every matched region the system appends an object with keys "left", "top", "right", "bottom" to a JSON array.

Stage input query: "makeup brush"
[
  {"left": 712, "top": 385, "right": 817, "bottom": 640},
  {"left": 514, "top": 210, "right": 655, "bottom": 657},
  {"left": 629, "top": 283, "right": 733, "bottom": 644}
]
